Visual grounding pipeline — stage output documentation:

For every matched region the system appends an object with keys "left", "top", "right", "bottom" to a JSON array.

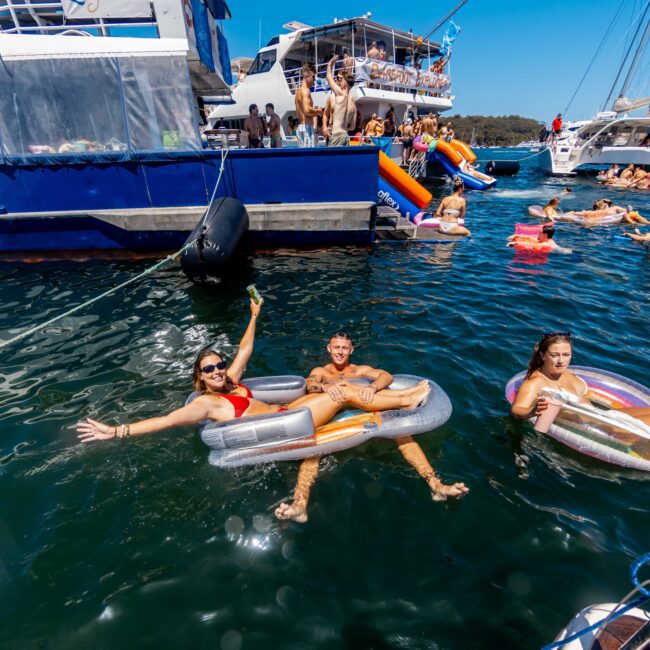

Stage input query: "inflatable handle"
[{"left": 631, "top": 553, "right": 650, "bottom": 597}]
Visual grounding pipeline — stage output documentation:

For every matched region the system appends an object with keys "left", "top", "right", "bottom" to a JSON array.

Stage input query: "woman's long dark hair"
[
  {"left": 525, "top": 333, "right": 571, "bottom": 379},
  {"left": 192, "top": 347, "right": 227, "bottom": 393}
]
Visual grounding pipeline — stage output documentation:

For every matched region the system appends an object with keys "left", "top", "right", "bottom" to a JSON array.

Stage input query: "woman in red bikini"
[{"left": 77, "top": 299, "right": 429, "bottom": 443}]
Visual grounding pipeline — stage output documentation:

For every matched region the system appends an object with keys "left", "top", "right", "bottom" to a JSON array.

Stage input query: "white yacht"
[
  {"left": 541, "top": 11, "right": 650, "bottom": 175},
  {"left": 209, "top": 16, "right": 454, "bottom": 153}
]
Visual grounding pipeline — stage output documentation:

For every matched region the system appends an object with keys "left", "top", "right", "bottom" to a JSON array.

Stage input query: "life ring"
[
  {"left": 191, "top": 374, "right": 452, "bottom": 468},
  {"left": 505, "top": 366, "right": 650, "bottom": 471}
]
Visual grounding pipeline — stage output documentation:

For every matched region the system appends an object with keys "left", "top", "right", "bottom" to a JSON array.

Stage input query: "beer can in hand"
[{"left": 246, "top": 284, "right": 263, "bottom": 305}]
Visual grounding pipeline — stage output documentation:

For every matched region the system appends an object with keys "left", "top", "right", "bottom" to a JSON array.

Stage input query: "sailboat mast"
[
  {"left": 603, "top": 0, "right": 650, "bottom": 109},
  {"left": 618, "top": 14, "right": 650, "bottom": 99}
]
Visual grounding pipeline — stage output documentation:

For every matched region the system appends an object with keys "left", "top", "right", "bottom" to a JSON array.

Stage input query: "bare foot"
[
  {"left": 274, "top": 502, "right": 308, "bottom": 523},
  {"left": 405, "top": 382, "right": 431, "bottom": 409},
  {"left": 431, "top": 482, "right": 469, "bottom": 502}
]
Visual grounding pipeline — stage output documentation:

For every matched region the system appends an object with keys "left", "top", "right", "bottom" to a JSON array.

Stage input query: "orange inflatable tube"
[
  {"left": 449, "top": 139, "right": 477, "bottom": 163},
  {"left": 378, "top": 151, "right": 432, "bottom": 209},
  {"left": 433, "top": 139, "right": 464, "bottom": 166}
]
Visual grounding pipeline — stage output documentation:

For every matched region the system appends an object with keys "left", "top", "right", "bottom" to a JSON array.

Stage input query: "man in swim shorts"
[
  {"left": 243, "top": 104, "right": 266, "bottom": 148},
  {"left": 274, "top": 332, "right": 469, "bottom": 523},
  {"left": 324, "top": 56, "right": 356, "bottom": 147},
  {"left": 295, "top": 64, "right": 323, "bottom": 148},
  {"left": 265, "top": 103, "right": 282, "bottom": 148}
]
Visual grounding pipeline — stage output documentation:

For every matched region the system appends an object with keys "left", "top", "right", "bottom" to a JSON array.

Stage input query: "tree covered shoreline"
[{"left": 445, "top": 115, "right": 544, "bottom": 147}]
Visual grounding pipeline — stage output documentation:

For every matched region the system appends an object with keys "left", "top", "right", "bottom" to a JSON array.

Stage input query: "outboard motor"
[
  {"left": 484, "top": 160, "right": 520, "bottom": 176},
  {"left": 180, "top": 196, "right": 249, "bottom": 284}
]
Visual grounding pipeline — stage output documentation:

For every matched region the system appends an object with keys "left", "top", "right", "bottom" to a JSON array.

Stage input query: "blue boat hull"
[{"left": 0, "top": 148, "right": 379, "bottom": 251}]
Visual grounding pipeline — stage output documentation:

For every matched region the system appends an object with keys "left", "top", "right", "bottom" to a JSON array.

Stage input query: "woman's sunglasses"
[{"left": 201, "top": 361, "right": 227, "bottom": 373}]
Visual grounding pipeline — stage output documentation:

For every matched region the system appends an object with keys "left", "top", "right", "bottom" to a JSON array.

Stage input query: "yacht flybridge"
[{"left": 209, "top": 16, "right": 454, "bottom": 137}]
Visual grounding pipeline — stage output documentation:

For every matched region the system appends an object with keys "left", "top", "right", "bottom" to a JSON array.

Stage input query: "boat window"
[
  {"left": 0, "top": 54, "right": 201, "bottom": 163},
  {"left": 247, "top": 50, "right": 277, "bottom": 75},
  {"left": 120, "top": 55, "right": 201, "bottom": 153},
  {"left": 0, "top": 56, "right": 128, "bottom": 162},
  {"left": 266, "top": 36, "right": 280, "bottom": 47}
]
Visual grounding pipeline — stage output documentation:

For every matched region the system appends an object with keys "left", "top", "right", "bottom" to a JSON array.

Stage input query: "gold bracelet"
[{"left": 113, "top": 426, "right": 118, "bottom": 438}]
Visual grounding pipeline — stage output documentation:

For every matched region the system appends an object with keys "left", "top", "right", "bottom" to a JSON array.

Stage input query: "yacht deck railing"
[
  {"left": 282, "top": 60, "right": 451, "bottom": 100},
  {"left": 0, "top": 0, "right": 158, "bottom": 35}
]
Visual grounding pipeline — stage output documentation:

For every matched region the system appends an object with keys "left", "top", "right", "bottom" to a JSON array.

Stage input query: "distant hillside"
[{"left": 445, "top": 115, "right": 544, "bottom": 147}]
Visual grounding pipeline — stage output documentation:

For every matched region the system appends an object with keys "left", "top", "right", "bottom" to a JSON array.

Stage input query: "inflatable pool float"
[
  {"left": 527, "top": 205, "right": 625, "bottom": 224},
  {"left": 189, "top": 374, "right": 452, "bottom": 468},
  {"left": 505, "top": 366, "right": 650, "bottom": 471},
  {"left": 413, "top": 214, "right": 465, "bottom": 230},
  {"left": 528, "top": 205, "right": 549, "bottom": 218},
  {"left": 508, "top": 223, "right": 554, "bottom": 253},
  {"left": 550, "top": 602, "right": 650, "bottom": 649}
]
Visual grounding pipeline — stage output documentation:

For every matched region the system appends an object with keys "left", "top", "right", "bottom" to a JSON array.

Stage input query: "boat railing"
[
  {"left": 0, "top": 0, "right": 158, "bottom": 35},
  {"left": 282, "top": 60, "right": 451, "bottom": 99}
]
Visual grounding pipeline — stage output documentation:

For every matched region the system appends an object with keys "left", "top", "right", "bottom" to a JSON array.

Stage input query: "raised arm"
[
  {"left": 228, "top": 299, "right": 263, "bottom": 383},
  {"left": 326, "top": 56, "right": 344, "bottom": 96},
  {"left": 77, "top": 395, "right": 218, "bottom": 442}
]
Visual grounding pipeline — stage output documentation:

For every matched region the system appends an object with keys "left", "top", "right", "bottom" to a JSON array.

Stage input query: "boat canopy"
[
  {"left": 293, "top": 17, "right": 442, "bottom": 65},
  {"left": 0, "top": 35, "right": 202, "bottom": 165}
]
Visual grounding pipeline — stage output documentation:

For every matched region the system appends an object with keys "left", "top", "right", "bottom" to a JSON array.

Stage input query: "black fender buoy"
[
  {"left": 484, "top": 160, "right": 520, "bottom": 176},
  {"left": 180, "top": 196, "right": 249, "bottom": 283}
]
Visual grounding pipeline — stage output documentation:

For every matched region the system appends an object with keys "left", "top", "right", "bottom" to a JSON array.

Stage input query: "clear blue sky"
[{"left": 221, "top": 0, "right": 650, "bottom": 123}]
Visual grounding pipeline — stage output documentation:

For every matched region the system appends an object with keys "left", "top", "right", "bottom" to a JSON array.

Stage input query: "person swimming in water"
[
  {"left": 76, "top": 300, "right": 432, "bottom": 503},
  {"left": 511, "top": 333, "right": 650, "bottom": 425},
  {"left": 433, "top": 177, "right": 471, "bottom": 236},
  {"left": 507, "top": 224, "right": 572, "bottom": 254},
  {"left": 274, "top": 332, "right": 469, "bottom": 522},
  {"left": 624, "top": 228, "right": 650, "bottom": 243},
  {"left": 541, "top": 197, "right": 561, "bottom": 222}
]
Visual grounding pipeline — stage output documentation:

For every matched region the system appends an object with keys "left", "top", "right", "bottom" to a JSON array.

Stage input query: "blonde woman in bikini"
[{"left": 434, "top": 177, "right": 471, "bottom": 237}]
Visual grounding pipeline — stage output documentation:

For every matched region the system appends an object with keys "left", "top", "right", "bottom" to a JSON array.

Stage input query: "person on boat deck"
[
  {"left": 367, "top": 41, "right": 380, "bottom": 60},
  {"left": 77, "top": 300, "right": 433, "bottom": 494},
  {"left": 324, "top": 56, "right": 357, "bottom": 147},
  {"left": 511, "top": 333, "right": 650, "bottom": 425},
  {"left": 421, "top": 113, "right": 437, "bottom": 137},
  {"left": 265, "top": 103, "right": 282, "bottom": 148},
  {"left": 640, "top": 134, "right": 650, "bottom": 147},
  {"left": 274, "top": 333, "right": 469, "bottom": 522},
  {"left": 295, "top": 64, "right": 323, "bottom": 148},
  {"left": 400, "top": 118, "right": 415, "bottom": 165},
  {"left": 551, "top": 113, "right": 563, "bottom": 135},
  {"left": 243, "top": 104, "right": 266, "bottom": 149},
  {"left": 434, "top": 177, "right": 471, "bottom": 237},
  {"left": 342, "top": 49, "right": 354, "bottom": 76},
  {"left": 364, "top": 114, "right": 384, "bottom": 139},
  {"left": 383, "top": 107, "right": 397, "bottom": 138}
]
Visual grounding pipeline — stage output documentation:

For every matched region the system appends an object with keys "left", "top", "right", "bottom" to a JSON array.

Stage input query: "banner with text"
[
  {"left": 61, "top": 0, "right": 152, "bottom": 19},
  {"left": 355, "top": 58, "right": 450, "bottom": 93}
]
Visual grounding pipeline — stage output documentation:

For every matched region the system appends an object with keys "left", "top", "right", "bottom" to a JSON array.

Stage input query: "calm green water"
[{"left": 0, "top": 155, "right": 649, "bottom": 649}]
